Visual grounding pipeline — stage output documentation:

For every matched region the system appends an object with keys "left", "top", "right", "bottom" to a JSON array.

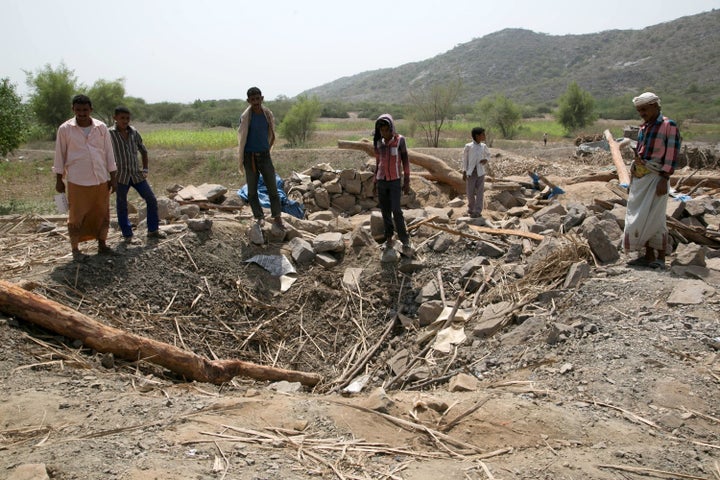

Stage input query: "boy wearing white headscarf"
[{"left": 624, "top": 92, "right": 681, "bottom": 269}]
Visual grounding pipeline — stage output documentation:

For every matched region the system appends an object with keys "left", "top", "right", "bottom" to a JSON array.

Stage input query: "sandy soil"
[{"left": 1, "top": 142, "right": 719, "bottom": 480}]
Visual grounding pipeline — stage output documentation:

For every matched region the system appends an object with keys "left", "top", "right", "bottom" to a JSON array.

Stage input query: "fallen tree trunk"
[
  {"left": 338, "top": 139, "right": 465, "bottom": 194},
  {"left": 604, "top": 129, "right": 631, "bottom": 186},
  {"left": 567, "top": 170, "right": 720, "bottom": 189},
  {"left": 0, "top": 280, "right": 322, "bottom": 387}
]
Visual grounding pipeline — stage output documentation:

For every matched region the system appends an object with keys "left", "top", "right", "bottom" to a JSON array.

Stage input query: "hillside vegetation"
[{"left": 301, "top": 10, "right": 720, "bottom": 119}]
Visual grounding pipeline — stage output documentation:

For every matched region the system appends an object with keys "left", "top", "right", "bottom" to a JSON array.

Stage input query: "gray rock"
[
  {"left": 315, "top": 252, "right": 339, "bottom": 268},
  {"left": 563, "top": 261, "right": 591, "bottom": 288},
  {"left": 187, "top": 218, "right": 212, "bottom": 232},
  {"left": 313, "top": 232, "right": 345, "bottom": 253},
  {"left": 672, "top": 243, "right": 706, "bottom": 267},
  {"left": 288, "top": 237, "right": 316, "bottom": 265}
]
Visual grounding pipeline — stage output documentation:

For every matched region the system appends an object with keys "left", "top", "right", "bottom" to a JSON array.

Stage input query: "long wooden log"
[
  {"left": 0, "top": 280, "right": 322, "bottom": 387},
  {"left": 604, "top": 129, "right": 631, "bottom": 186},
  {"left": 337, "top": 139, "right": 465, "bottom": 193},
  {"left": 567, "top": 170, "right": 720, "bottom": 189}
]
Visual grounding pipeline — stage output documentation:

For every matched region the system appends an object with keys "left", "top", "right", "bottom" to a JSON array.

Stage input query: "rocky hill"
[{"left": 301, "top": 10, "right": 720, "bottom": 106}]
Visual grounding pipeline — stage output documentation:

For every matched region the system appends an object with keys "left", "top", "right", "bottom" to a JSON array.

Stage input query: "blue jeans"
[
  {"left": 116, "top": 180, "right": 160, "bottom": 237},
  {"left": 243, "top": 151, "right": 281, "bottom": 219},
  {"left": 377, "top": 179, "right": 408, "bottom": 244}
]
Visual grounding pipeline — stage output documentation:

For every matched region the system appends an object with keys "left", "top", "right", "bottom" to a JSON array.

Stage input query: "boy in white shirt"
[{"left": 461, "top": 127, "right": 491, "bottom": 218}]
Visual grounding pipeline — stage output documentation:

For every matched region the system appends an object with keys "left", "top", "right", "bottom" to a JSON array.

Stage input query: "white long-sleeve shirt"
[{"left": 461, "top": 141, "right": 491, "bottom": 176}]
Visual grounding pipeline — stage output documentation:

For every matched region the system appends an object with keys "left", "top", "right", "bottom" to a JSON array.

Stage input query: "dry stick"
[
  {"left": 422, "top": 222, "right": 506, "bottom": 247},
  {"left": 213, "top": 440, "right": 230, "bottom": 480},
  {"left": 591, "top": 400, "right": 660, "bottom": 429},
  {"left": 437, "top": 270, "right": 447, "bottom": 307},
  {"left": 161, "top": 291, "right": 178, "bottom": 315},
  {"left": 407, "top": 215, "right": 439, "bottom": 232},
  {"left": 174, "top": 318, "right": 188, "bottom": 350},
  {"left": 385, "top": 278, "right": 470, "bottom": 390},
  {"left": 597, "top": 464, "right": 710, "bottom": 480},
  {"left": 477, "top": 460, "right": 496, "bottom": 480},
  {"left": 190, "top": 293, "right": 203, "bottom": 309},
  {"left": 179, "top": 239, "right": 199, "bottom": 271},
  {"left": 330, "top": 312, "right": 399, "bottom": 393},
  {"left": 328, "top": 400, "right": 493, "bottom": 457},
  {"left": 687, "top": 178, "right": 709, "bottom": 197},
  {"left": 440, "top": 397, "right": 491, "bottom": 433}
]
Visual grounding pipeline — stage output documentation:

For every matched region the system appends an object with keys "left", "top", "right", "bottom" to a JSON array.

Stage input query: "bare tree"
[{"left": 408, "top": 78, "right": 463, "bottom": 147}]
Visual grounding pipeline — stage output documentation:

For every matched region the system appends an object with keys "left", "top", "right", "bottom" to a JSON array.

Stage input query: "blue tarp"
[{"left": 237, "top": 174, "right": 305, "bottom": 219}]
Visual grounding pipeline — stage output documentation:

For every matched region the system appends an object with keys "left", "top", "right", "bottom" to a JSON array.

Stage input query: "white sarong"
[{"left": 623, "top": 172, "right": 668, "bottom": 253}]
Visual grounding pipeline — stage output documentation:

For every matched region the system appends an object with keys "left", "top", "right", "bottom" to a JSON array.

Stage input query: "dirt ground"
[{"left": 1, "top": 141, "right": 720, "bottom": 480}]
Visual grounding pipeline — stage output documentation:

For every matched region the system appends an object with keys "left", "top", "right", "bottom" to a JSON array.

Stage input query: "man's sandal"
[
  {"left": 626, "top": 257, "right": 650, "bottom": 267},
  {"left": 72, "top": 251, "right": 89, "bottom": 263},
  {"left": 648, "top": 259, "right": 666, "bottom": 269}
]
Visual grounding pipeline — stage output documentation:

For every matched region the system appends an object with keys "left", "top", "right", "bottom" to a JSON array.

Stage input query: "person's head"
[
  {"left": 471, "top": 127, "right": 486, "bottom": 143},
  {"left": 632, "top": 92, "right": 661, "bottom": 123},
  {"left": 71, "top": 94, "right": 93, "bottom": 125},
  {"left": 113, "top": 106, "right": 132, "bottom": 129},
  {"left": 246, "top": 86, "right": 263, "bottom": 111},
  {"left": 374, "top": 114, "right": 395, "bottom": 143}
]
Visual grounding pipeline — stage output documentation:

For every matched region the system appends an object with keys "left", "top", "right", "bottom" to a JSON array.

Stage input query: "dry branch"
[
  {"left": 467, "top": 225, "right": 544, "bottom": 241},
  {"left": 0, "top": 280, "right": 321, "bottom": 386},
  {"left": 604, "top": 129, "right": 630, "bottom": 186}
]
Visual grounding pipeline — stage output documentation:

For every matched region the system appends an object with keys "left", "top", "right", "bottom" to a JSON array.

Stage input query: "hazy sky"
[{"left": 2, "top": 0, "right": 717, "bottom": 103}]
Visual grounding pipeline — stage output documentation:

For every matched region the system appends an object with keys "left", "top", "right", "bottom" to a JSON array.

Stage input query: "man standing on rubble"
[
  {"left": 237, "top": 86, "right": 284, "bottom": 234},
  {"left": 624, "top": 92, "right": 681, "bottom": 269}
]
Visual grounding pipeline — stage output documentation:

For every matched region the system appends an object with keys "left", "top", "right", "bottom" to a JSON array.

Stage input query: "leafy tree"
[
  {"left": 122, "top": 96, "right": 149, "bottom": 121},
  {"left": 87, "top": 78, "right": 126, "bottom": 125},
  {"left": 278, "top": 96, "right": 321, "bottom": 147},
  {"left": 556, "top": 82, "right": 597, "bottom": 133},
  {"left": 320, "top": 101, "right": 350, "bottom": 118},
  {"left": 475, "top": 94, "right": 522, "bottom": 139},
  {"left": 145, "top": 102, "right": 184, "bottom": 122},
  {"left": 0, "top": 78, "right": 30, "bottom": 156},
  {"left": 408, "top": 78, "right": 463, "bottom": 147},
  {"left": 25, "top": 62, "right": 81, "bottom": 138}
]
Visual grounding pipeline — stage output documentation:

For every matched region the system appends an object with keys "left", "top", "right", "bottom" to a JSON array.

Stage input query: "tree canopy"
[
  {"left": 409, "top": 78, "right": 463, "bottom": 147},
  {"left": 279, "top": 96, "right": 322, "bottom": 147},
  {"left": 0, "top": 78, "right": 30, "bottom": 157},
  {"left": 25, "top": 62, "right": 80, "bottom": 138},
  {"left": 475, "top": 94, "right": 522, "bottom": 139},
  {"left": 556, "top": 82, "right": 597, "bottom": 133}
]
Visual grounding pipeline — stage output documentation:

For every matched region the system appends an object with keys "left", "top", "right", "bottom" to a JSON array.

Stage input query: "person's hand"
[
  {"left": 462, "top": 172, "right": 467, "bottom": 181},
  {"left": 656, "top": 176, "right": 669, "bottom": 196},
  {"left": 403, "top": 176, "right": 411, "bottom": 195},
  {"left": 109, "top": 179, "right": 117, "bottom": 194},
  {"left": 55, "top": 178, "right": 66, "bottom": 193},
  {"left": 142, "top": 168, "right": 149, "bottom": 179}
]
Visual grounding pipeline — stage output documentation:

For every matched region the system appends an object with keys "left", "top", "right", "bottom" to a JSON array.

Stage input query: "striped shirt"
[
  {"left": 109, "top": 125, "right": 148, "bottom": 185},
  {"left": 374, "top": 134, "right": 410, "bottom": 181},
  {"left": 636, "top": 113, "right": 681, "bottom": 174}
]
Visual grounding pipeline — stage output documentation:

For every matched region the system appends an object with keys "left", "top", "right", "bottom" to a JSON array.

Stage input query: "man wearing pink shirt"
[{"left": 53, "top": 94, "right": 118, "bottom": 262}]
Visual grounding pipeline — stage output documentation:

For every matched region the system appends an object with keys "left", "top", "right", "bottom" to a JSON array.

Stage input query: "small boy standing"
[
  {"left": 109, "top": 106, "right": 166, "bottom": 243},
  {"left": 461, "top": 127, "right": 491, "bottom": 218}
]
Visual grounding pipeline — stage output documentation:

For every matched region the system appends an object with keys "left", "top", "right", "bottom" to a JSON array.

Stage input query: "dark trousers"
[
  {"left": 243, "top": 151, "right": 281, "bottom": 219},
  {"left": 377, "top": 179, "right": 408, "bottom": 243},
  {"left": 116, "top": 179, "right": 159, "bottom": 237}
]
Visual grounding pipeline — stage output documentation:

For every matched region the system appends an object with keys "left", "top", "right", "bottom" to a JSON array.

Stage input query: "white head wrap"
[{"left": 632, "top": 92, "right": 661, "bottom": 107}]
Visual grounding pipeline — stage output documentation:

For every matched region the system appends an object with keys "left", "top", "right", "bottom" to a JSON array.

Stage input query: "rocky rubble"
[{"left": 2, "top": 150, "right": 720, "bottom": 479}]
